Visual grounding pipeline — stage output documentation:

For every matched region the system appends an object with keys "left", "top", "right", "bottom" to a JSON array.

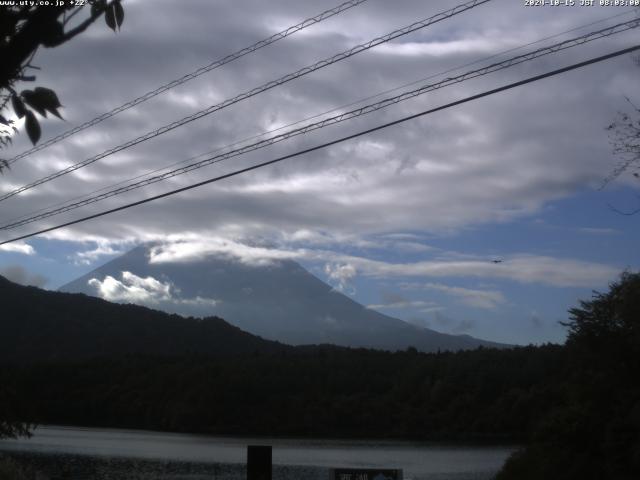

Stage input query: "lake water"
[{"left": 0, "top": 426, "right": 516, "bottom": 480}]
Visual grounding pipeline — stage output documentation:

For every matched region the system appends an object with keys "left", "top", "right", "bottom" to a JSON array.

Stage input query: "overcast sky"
[{"left": 1, "top": 0, "right": 639, "bottom": 344}]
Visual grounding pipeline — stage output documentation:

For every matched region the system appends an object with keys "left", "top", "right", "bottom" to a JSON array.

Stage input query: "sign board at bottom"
[{"left": 330, "top": 468, "right": 403, "bottom": 480}]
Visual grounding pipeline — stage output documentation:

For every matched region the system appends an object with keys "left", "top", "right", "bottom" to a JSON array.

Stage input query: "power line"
[
  {"left": 2, "top": 45, "right": 637, "bottom": 246},
  {"left": 6, "top": 0, "right": 371, "bottom": 165},
  {"left": 0, "top": 0, "right": 491, "bottom": 203},
  {"left": 6, "top": 9, "right": 633, "bottom": 230},
  {"left": 3, "top": 19, "right": 637, "bottom": 231}
]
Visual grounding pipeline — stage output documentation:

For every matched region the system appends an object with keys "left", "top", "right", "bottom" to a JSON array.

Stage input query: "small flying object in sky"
[{"left": 491, "top": 259, "right": 503, "bottom": 264}]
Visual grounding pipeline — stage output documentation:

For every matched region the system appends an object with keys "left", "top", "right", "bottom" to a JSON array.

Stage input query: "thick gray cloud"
[
  {"left": 0, "top": 0, "right": 636, "bottom": 274},
  {"left": 143, "top": 237, "right": 618, "bottom": 288}
]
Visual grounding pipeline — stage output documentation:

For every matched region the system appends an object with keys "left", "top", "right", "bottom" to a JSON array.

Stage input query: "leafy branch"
[{"left": 0, "top": 0, "right": 125, "bottom": 170}]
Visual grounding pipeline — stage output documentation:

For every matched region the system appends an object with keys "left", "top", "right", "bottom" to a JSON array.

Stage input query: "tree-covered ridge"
[
  {"left": 0, "top": 274, "right": 290, "bottom": 363},
  {"left": 497, "top": 272, "right": 640, "bottom": 480},
  {"left": 3, "top": 345, "right": 564, "bottom": 442},
  {"left": 2, "top": 272, "right": 639, "bottom": 479}
]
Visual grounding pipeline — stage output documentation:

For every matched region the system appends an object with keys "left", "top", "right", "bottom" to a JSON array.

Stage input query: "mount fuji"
[{"left": 59, "top": 244, "right": 507, "bottom": 352}]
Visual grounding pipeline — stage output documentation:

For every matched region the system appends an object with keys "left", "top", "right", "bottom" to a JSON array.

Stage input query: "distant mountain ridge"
[
  {"left": 0, "top": 274, "right": 289, "bottom": 363},
  {"left": 59, "top": 244, "right": 508, "bottom": 352}
]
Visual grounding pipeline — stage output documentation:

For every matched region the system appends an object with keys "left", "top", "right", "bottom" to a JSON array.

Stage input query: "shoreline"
[
  {"left": 1, "top": 450, "right": 502, "bottom": 480},
  {"left": 13, "top": 424, "right": 521, "bottom": 448},
  {"left": 1, "top": 425, "right": 515, "bottom": 479}
]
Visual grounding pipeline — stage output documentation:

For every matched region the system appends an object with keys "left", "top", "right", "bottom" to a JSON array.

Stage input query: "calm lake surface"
[{"left": 0, "top": 425, "right": 516, "bottom": 480}]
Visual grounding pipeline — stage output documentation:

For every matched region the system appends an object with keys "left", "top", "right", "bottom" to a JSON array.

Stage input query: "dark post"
[{"left": 247, "top": 445, "right": 272, "bottom": 480}]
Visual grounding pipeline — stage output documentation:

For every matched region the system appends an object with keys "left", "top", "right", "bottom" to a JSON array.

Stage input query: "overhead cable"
[
  {"left": 0, "top": 0, "right": 491, "bottom": 203},
  {"left": 6, "top": 0, "right": 371, "bottom": 165},
  {"left": 2, "top": 44, "right": 637, "bottom": 246},
  {"left": 2, "top": 19, "right": 637, "bottom": 231},
  {"left": 9, "top": 7, "right": 630, "bottom": 229}
]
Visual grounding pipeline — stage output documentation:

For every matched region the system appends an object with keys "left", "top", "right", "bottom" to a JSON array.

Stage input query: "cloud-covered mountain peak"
[{"left": 60, "top": 244, "right": 508, "bottom": 351}]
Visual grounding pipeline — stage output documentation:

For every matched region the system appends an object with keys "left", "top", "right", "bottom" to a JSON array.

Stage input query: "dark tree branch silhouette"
[
  {"left": 0, "top": 0, "right": 124, "bottom": 439},
  {"left": 601, "top": 53, "right": 640, "bottom": 216},
  {"left": 605, "top": 94, "right": 640, "bottom": 185},
  {"left": 0, "top": 0, "right": 124, "bottom": 171}
]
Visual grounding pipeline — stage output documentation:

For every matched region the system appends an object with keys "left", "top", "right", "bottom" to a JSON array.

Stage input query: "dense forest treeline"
[
  {"left": 1, "top": 272, "right": 639, "bottom": 479},
  {"left": 497, "top": 272, "right": 640, "bottom": 480},
  {"left": 2, "top": 344, "right": 564, "bottom": 442}
]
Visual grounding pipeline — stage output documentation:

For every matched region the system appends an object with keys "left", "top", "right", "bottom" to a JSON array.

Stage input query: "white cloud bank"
[
  {"left": 147, "top": 238, "right": 619, "bottom": 288},
  {"left": 0, "top": 242, "right": 35, "bottom": 255},
  {"left": 89, "top": 271, "right": 172, "bottom": 303},
  {"left": 324, "top": 262, "right": 357, "bottom": 293},
  {"left": 88, "top": 271, "right": 218, "bottom": 308},
  {"left": 367, "top": 299, "right": 438, "bottom": 312},
  {"left": 74, "top": 240, "right": 134, "bottom": 265},
  {"left": 400, "top": 282, "right": 506, "bottom": 310}
]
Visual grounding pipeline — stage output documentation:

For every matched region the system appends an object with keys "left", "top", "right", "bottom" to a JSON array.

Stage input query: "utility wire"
[
  {"left": 0, "top": 0, "right": 491, "bottom": 203},
  {"left": 2, "top": 19, "right": 637, "bottom": 231},
  {"left": 5, "top": 9, "right": 633, "bottom": 229},
  {"left": 8, "top": 8, "right": 634, "bottom": 232},
  {"left": 6, "top": 0, "right": 371, "bottom": 165},
  {"left": 1, "top": 45, "right": 637, "bottom": 247}
]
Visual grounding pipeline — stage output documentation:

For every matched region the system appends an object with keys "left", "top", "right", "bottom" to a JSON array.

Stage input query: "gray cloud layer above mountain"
[
  {"left": 0, "top": 0, "right": 636, "bottom": 247},
  {"left": 139, "top": 236, "right": 619, "bottom": 288}
]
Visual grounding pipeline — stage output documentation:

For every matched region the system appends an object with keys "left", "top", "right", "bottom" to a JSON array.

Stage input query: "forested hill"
[
  {"left": 2, "top": 272, "right": 639, "bottom": 478},
  {"left": 0, "top": 275, "right": 290, "bottom": 363},
  {"left": 6, "top": 346, "right": 565, "bottom": 442}
]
